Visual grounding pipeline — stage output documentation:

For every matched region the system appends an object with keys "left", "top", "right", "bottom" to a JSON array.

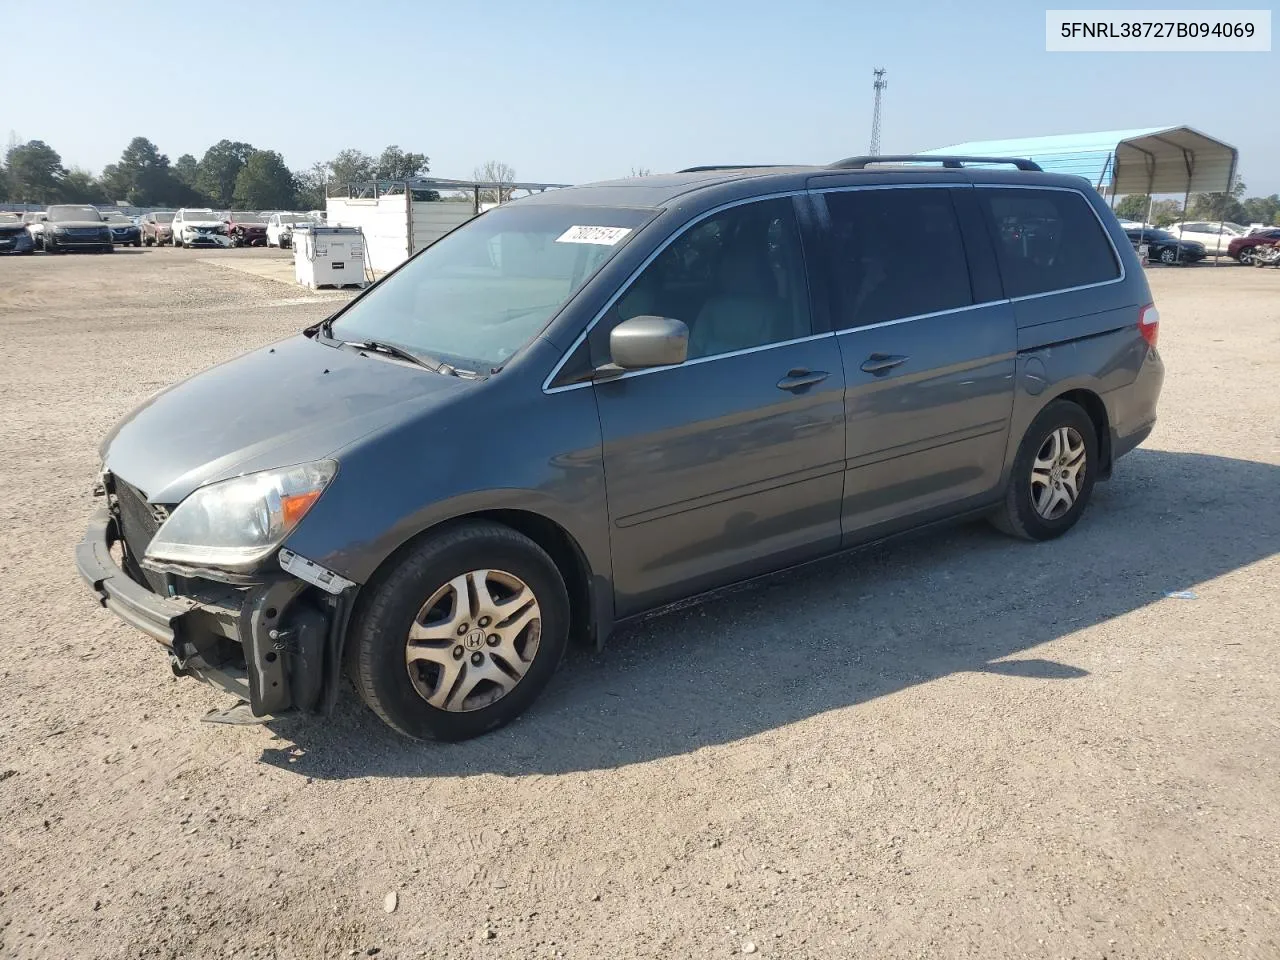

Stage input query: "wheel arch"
[
  {"left": 356, "top": 508, "right": 602, "bottom": 651},
  {"left": 1049, "top": 387, "right": 1112, "bottom": 479}
]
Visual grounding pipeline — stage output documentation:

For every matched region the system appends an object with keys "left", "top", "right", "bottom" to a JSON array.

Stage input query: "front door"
[
  {"left": 811, "top": 184, "right": 1017, "bottom": 541},
  {"left": 591, "top": 196, "right": 847, "bottom": 616}
]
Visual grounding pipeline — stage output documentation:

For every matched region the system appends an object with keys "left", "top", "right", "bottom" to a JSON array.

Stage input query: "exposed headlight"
[
  {"left": 144, "top": 460, "right": 337, "bottom": 571},
  {"left": 52, "top": 225, "right": 67, "bottom": 234}
]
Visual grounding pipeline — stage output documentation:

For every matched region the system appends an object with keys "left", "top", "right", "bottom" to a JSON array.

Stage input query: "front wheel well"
[
  {"left": 1052, "top": 388, "right": 1112, "bottom": 478},
  {"left": 362, "top": 510, "right": 595, "bottom": 649}
]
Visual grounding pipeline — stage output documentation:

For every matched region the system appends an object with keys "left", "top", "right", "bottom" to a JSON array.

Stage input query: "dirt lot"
[{"left": 1, "top": 247, "right": 1278, "bottom": 960}]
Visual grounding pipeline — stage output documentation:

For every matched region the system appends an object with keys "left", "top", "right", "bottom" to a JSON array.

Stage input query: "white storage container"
[{"left": 293, "top": 226, "right": 368, "bottom": 289}]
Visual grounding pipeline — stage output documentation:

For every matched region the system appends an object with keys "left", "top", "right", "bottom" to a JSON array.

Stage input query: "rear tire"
[
  {"left": 991, "top": 400, "right": 1098, "bottom": 541},
  {"left": 350, "top": 522, "right": 570, "bottom": 741}
]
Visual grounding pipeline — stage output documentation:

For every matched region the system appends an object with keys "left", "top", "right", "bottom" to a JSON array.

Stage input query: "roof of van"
[{"left": 518, "top": 158, "right": 1092, "bottom": 209}]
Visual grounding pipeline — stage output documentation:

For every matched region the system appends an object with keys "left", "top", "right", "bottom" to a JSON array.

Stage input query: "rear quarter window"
[{"left": 979, "top": 188, "right": 1120, "bottom": 298}]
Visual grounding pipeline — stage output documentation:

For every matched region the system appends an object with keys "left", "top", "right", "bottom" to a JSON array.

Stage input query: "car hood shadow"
[{"left": 259, "top": 449, "right": 1279, "bottom": 779}]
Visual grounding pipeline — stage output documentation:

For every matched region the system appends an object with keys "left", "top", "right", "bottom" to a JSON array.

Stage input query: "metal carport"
[{"left": 920, "top": 127, "right": 1239, "bottom": 257}]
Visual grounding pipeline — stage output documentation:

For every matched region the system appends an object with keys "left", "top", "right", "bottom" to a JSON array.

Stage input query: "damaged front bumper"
[{"left": 75, "top": 507, "right": 355, "bottom": 718}]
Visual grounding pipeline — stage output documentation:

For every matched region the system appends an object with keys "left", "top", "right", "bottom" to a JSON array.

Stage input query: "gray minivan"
[{"left": 77, "top": 156, "right": 1164, "bottom": 741}]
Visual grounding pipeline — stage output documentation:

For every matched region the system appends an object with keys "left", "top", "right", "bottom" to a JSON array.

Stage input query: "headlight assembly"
[{"left": 144, "top": 460, "right": 336, "bottom": 571}]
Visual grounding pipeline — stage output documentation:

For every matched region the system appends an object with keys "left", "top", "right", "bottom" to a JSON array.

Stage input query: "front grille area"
[{"left": 112, "top": 478, "right": 168, "bottom": 593}]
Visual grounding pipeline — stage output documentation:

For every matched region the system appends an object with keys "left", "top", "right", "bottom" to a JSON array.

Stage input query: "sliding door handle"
[{"left": 860, "top": 353, "right": 909, "bottom": 375}]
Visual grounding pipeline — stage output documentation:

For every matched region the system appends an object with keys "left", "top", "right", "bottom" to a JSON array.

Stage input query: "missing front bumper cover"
[{"left": 77, "top": 507, "right": 353, "bottom": 719}]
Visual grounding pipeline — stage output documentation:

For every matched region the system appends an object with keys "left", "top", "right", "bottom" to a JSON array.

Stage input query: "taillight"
[{"left": 1138, "top": 303, "right": 1159, "bottom": 348}]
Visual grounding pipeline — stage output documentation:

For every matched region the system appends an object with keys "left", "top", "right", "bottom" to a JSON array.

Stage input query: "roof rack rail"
[
  {"left": 677, "top": 164, "right": 788, "bottom": 173},
  {"left": 828, "top": 155, "right": 1043, "bottom": 172}
]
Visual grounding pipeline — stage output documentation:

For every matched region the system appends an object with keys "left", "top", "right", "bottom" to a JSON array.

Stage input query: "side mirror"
[{"left": 605, "top": 316, "right": 689, "bottom": 373}]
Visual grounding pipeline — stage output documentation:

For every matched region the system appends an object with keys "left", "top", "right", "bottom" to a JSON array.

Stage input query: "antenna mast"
[{"left": 869, "top": 68, "right": 887, "bottom": 156}]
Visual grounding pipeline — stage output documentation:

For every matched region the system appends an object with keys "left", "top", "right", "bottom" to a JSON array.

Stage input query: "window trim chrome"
[
  {"left": 542, "top": 190, "right": 807, "bottom": 394},
  {"left": 832, "top": 298, "right": 1011, "bottom": 337}
]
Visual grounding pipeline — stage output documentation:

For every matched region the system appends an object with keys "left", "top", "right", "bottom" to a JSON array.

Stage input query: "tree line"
[
  {"left": 0, "top": 136, "right": 431, "bottom": 210},
  {"left": 1115, "top": 177, "right": 1280, "bottom": 228}
]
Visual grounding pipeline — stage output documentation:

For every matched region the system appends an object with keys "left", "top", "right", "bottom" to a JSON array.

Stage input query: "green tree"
[
  {"left": 5, "top": 140, "right": 65, "bottom": 203},
  {"left": 1149, "top": 199, "right": 1183, "bottom": 227},
  {"left": 196, "top": 139, "right": 255, "bottom": 207},
  {"left": 103, "top": 136, "right": 176, "bottom": 205},
  {"left": 327, "top": 148, "right": 375, "bottom": 188},
  {"left": 0, "top": 163, "right": 9, "bottom": 201},
  {"left": 374, "top": 145, "right": 429, "bottom": 180},
  {"left": 233, "top": 150, "right": 296, "bottom": 209},
  {"left": 1240, "top": 194, "right": 1280, "bottom": 226},
  {"left": 1188, "top": 176, "right": 1247, "bottom": 224},
  {"left": 1114, "top": 195, "right": 1151, "bottom": 221},
  {"left": 293, "top": 161, "right": 329, "bottom": 209},
  {"left": 58, "top": 167, "right": 108, "bottom": 204},
  {"left": 173, "top": 153, "right": 200, "bottom": 188}
]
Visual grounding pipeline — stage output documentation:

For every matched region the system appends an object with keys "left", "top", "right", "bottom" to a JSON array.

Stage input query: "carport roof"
[{"left": 920, "top": 127, "right": 1237, "bottom": 195}]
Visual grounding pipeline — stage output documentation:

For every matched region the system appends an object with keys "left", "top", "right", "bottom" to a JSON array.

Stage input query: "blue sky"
[{"left": 5, "top": 0, "right": 1277, "bottom": 194}]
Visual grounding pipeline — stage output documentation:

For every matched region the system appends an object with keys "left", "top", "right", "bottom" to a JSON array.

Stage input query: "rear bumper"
[{"left": 76, "top": 507, "right": 349, "bottom": 717}]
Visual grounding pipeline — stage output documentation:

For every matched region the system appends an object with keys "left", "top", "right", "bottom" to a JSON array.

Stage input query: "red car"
[
  {"left": 1228, "top": 228, "right": 1280, "bottom": 265},
  {"left": 226, "top": 212, "right": 268, "bottom": 247}
]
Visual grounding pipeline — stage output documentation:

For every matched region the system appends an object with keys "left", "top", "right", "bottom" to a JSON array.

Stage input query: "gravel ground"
[{"left": 1, "top": 248, "right": 1278, "bottom": 960}]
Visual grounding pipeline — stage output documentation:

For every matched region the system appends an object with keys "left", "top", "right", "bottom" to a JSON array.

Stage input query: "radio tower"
[{"left": 869, "top": 68, "right": 887, "bottom": 156}]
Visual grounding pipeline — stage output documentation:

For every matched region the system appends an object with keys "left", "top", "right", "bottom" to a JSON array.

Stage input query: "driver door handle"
[
  {"left": 776, "top": 369, "right": 830, "bottom": 392},
  {"left": 860, "top": 353, "right": 909, "bottom": 375}
]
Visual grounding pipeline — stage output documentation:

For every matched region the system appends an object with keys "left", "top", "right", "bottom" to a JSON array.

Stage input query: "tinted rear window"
[
  {"left": 979, "top": 188, "right": 1120, "bottom": 298},
  {"left": 822, "top": 187, "right": 972, "bottom": 328}
]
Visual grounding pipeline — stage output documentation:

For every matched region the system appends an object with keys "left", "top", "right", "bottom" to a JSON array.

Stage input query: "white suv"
[{"left": 172, "top": 208, "right": 231, "bottom": 249}]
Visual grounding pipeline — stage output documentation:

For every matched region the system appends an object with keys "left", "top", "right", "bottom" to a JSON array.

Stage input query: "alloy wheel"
[
  {"left": 405, "top": 569, "right": 541, "bottom": 712},
  {"left": 1030, "top": 426, "right": 1086, "bottom": 521}
]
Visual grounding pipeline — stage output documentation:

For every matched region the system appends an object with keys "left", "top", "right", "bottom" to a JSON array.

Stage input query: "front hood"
[
  {"left": 102, "top": 334, "right": 473, "bottom": 504},
  {"left": 183, "top": 220, "right": 226, "bottom": 229},
  {"left": 50, "top": 220, "right": 108, "bottom": 229}
]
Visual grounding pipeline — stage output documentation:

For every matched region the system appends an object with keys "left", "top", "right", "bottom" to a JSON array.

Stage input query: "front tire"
[
  {"left": 1158, "top": 247, "right": 1178, "bottom": 265},
  {"left": 350, "top": 521, "right": 570, "bottom": 741},
  {"left": 991, "top": 400, "right": 1098, "bottom": 541},
  {"left": 1238, "top": 248, "right": 1255, "bottom": 265}
]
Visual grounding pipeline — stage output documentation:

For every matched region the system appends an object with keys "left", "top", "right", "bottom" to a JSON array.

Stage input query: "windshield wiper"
[{"left": 338, "top": 337, "right": 440, "bottom": 371}]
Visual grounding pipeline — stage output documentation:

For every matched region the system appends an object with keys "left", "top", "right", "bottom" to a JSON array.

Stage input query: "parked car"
[
  {"left": 101, "top": 211, "right": 142, "bottom": 247},
  {"left": 1124, "top": 228, "right": 1206, "bottom": 264},
  {"left": 1227, "top": 228, "right": 1280, "bottom": 265},
  {"left": 0, "top": 212, "right": 35, "bottom": 254},
  {"left": 22, "top": 211, "right": 48, "bottom": 248},
  {"left": 42, "top": 204, "right": 113, "bottom": 253},
  {"left": 266, "top": 212, "right": 312, "bottom": 249},
  {"left": 172, "top": 208, "right": 231, "bottom": 248},
  {"left": 140, "top": 211, "right": 176, "bottom": 246},
  {"left": 77, "top": 156, "right": 1163, "bottom": 741},
  {"left": 226, "top": 211, "right": 268, "bottom": 247},
  {"left": 1165, "top": 221, "right": 1250, "bottom": 256}
]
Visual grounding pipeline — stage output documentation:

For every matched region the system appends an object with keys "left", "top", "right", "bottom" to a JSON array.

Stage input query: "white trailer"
[{"left": 324, "top": 177, "right": 568, "bottom": 275}]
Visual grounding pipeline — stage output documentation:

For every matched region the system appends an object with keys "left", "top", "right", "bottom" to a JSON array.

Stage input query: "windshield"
[
  {"left": 103, "top": 213, "right": 131, "bottom": 223},
  {"left": 47, "top": 205, "right": 102, "bottom": 223},
  {"left": 181, "top": 209, "right": 218, "bottom": 221},
  {"left": 0, "top": 213, "right": 19, "bottom": 223},
  {"left": 279, "top": 214, "right": 309, "bottom": 224},
  {"left": 231, "top": 212, "right": 265, "bottom": 223},
  {"left": 328, "top": 203, "right": 653, "bottom": 370}
]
